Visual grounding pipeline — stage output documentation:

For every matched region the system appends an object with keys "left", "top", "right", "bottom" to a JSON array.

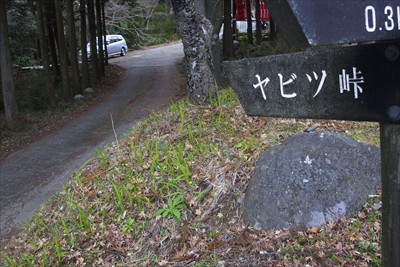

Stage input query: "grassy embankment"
[{"left": 1, "top": 89, "right": 382, "bottom": 266}]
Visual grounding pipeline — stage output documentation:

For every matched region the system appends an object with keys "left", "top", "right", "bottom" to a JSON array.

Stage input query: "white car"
[
  {"left": 219, "top": 19, "right": 270, "bottom": 39},
  {"left": 85, "top": 34, "right": 128, "bottom": 59}
]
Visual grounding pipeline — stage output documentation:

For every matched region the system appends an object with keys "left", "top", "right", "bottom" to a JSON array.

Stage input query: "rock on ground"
[{"left": 243, "top": 131, "right": 381, "bottom": 230}]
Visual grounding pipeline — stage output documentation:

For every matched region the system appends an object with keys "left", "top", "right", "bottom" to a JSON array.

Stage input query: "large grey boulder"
[{"left": 243, "top": 131, "right": 381, "bottom": 230}]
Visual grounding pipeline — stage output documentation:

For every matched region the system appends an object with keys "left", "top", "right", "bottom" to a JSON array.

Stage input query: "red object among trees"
[
  {"left": 235, "top": 0, "right": 247, "bottom": 21},
  {"left": 235, "top": 0, "right": 270, "bottom": 21},
  {"left": 259, "top": 0, "right": 270, "bottom": 21}
]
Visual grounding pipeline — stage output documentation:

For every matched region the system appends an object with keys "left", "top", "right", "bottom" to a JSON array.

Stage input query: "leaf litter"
[{"left": 1, "top": 89, "right": 381, "bottom": 266}]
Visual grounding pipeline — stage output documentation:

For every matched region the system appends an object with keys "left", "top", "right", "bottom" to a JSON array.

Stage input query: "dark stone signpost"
[
  {"left": 265, "top": 0, "right": 400, "bottom": 47},
  {"left": 223, "top": 0, "right": 399, "bottom": 265},
  {"left": 224, "top": 41, "right": 399, "bottom": 123}
]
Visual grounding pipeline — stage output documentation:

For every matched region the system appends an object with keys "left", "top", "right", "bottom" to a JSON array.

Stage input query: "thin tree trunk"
[
  {"left": 0, "top": 0, "right": 19, "bottom": 130},
  {"left": 171, "top": 0, "right": 216, "bottom": 103},
  {"left": 55, "top": 0, "right": 71, "bottom": 101},
  {"left": 80, "top": 0, "right": 90, "bottom": 89},
  {"left": 87, "top": 0, "right": 100, "bottom": 82},
  {"left": 37, "top": 0, "right": 56, "bottom": 106},
  {"left": 101, "top": 0, "right": 108, "bottom": 65},
  {"left": 96, "top": 0, "right": 105, "bottom": 77},
  {"left": 223, "top": 0, "right": 233, "bottom": 59},
  {"left": 44, "top": 1, "right": 60, "bottom": 76},
  {"left": 269, "top": 16, "right": 276, "bottom": 38},
  {"left": 47, "top": 22, "right": 60, "bottom": 75},
  {"left": 255, "top": 0, "right": 262, "bottom": 44},
  {"left": 246, "top": 0, "right": 253, "bottom": 44},
  {"left": 232, "top": 0, "right": 237, "bottom": 40},
  {"left": 66, "top": 0, "right": 81, "bottom": 94}
]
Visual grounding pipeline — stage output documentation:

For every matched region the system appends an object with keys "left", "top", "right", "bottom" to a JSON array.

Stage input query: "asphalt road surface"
[{"left": 0, "top": 43, "right": 186, "bottom": 244}]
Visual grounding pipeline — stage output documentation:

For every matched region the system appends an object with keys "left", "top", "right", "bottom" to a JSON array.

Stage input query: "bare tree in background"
[
  {"left": 104, "top": 0, "right": 159, "bottom": 43},
  {"left": 137, "top": 0, "right": 159, "bottom": 29}
]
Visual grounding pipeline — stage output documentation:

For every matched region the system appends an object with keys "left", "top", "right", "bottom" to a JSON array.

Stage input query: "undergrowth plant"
[
  {"left": 67, "top": 200, "right": 91, "bottom": 233},
  {"left": 0, "top": 88, "right": 381, "bottom": 267},
  {"left": 156, "top": 197, "right": 186, "bottom": 220}
]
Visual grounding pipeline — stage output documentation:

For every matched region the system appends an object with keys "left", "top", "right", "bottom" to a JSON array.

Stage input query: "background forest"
[
  {"left": 1, "top": 0, "right": 284, "bottom": 161},
  {"left": 0, "top": 0, "right": 178, "bottom": 130},
  {"left": 7, "top": 0, "right": 177, "bottom": 67},
  {"left": 1, "top": 0, "right": 283, "bottom": 131}
]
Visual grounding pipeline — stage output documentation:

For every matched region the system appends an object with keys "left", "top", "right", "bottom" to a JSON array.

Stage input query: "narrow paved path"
[{"left": 0, "top": 43, "right": 185, "bottom": 243}]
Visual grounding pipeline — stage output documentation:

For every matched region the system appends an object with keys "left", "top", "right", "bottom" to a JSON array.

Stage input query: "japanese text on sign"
[{"left": 253, "top": 68, "right": 365, "bottom": 100}]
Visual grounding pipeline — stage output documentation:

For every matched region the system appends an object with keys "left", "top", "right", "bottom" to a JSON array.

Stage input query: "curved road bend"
[{"left": 0, "top": 43, "right": 186, "bottom": 244}]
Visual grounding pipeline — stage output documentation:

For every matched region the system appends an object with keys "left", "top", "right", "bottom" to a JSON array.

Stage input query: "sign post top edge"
[{"left": 264, "top": 0, "right": 400, "bottom": 47}]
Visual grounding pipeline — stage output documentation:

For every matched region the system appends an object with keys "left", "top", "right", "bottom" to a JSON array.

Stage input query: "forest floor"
[{"left": 1, "top": 87, "right": 383, "bottom": 266}]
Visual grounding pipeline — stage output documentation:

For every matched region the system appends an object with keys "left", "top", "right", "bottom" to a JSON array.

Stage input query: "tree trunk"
[
  {"left": 269, "top": 16, "right": 276, "bottom": 38},
  {"left": 204, "top": 0, "right": 223, "bottom": 87},
  {"left": 37, "top": 0, "right": 56, "bottom": 106},
  {"left": 380, "top": 123, "right": 400, "bottom": 267},
  {"left": 96, "top": 0, "right": 105, "bottom": 77},
  {"left": 171, "top": 0, "right": 216, "bottom": 103},
  {"left": 47, "top": 22, "right": 60, "bottom": 76},
  {"left": 223, "top": 0, "right": 233, "bottom": 59},
  {"left": 66, "top": 0, "right": 81, "bottom": 94},
  {"left": 246, "top": 0, "right": 253, "bottom": 44},
  {"left": 101, "top": 0, "right": 108, "bottom": 65},
  {"left": 262, "top": 0, "right": 275, "bottom": 37},
  {"left": 80, "top": 0, "right": 91, "bottom": 89},
  {"left": 87, "top": 0, "right": 100, "bottom": 82},
  {"left": 191, "top": 0, "right": 223, "bottom": 88},
  {"left": 232, "top": 0, "right": 237, "bottom": 40},
  {"left": 255, "top": 0, "right": 262, "bottom": 44},
  {"left": 55, "top": 0, "right": 71, "bottom": 101},
  {"left": 0, "top": 0, "right": 19, "bottom": 130},
  {"left": 44, "top": 2, "right": 60, "bottom": 76}
]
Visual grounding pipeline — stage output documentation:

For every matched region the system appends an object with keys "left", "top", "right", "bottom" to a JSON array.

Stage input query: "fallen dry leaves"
[{"left": 1, "top": 90, "right": 381, "bottom": 266}]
